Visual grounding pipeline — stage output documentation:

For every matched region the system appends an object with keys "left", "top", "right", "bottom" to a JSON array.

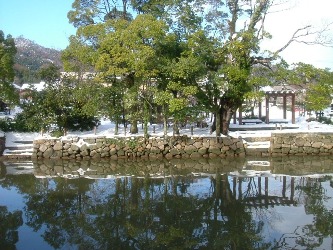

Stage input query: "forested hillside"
[{"left": 13, "top": 36, "right": 62, "bottom": 84}]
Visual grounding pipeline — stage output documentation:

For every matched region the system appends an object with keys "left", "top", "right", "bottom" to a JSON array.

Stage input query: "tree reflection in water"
[
  {"left": 0, "top": 157, "right": 332, "bottom": 249},
  {"left": 0, "top": 206, "right": 23, "bottom": 250}
]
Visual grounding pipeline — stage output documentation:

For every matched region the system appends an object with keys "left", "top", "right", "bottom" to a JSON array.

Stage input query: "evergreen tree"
[{"left": 0, "top": 30, "right": 18, "bottom": 106}]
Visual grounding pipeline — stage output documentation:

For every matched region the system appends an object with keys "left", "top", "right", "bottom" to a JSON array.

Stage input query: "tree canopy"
[
  {"left": 60, "top": 0, "right": 333, "bottom": 136},
  {"left": 0, "top": 30, "right": 18, "bottom": 105}
]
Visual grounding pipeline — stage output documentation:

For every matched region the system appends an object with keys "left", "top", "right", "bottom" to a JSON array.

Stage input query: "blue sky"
[
  {"left": 0, "top": 0, "right": 76, "bottom": 50},
  {"left": 1, "top": 0, "right": 333, "bottom": 69}
]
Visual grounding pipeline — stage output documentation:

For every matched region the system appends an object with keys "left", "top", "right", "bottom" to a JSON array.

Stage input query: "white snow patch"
[{"left": 2, "top": 104, "right": 333, "bottom": 150}]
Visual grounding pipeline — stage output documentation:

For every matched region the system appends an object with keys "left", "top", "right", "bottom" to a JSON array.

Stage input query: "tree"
[
  {"left": 66, "top": 0, "right": 332, "bottom": 136},
  {"left": 94, "top": 14, "right": 170, "bottom": 135},
  {"left": 204, "top": 0, "right": 333, "bottom": 134},
  {"left": 302, "top": 67, "right": 333, "bottom": 112},
  {"left": 0, "top": 206, "right": 23, "bottom": 249},
  {"left": 68, "top": 0, "right": 132, "bottom": 28},
  {"left": 19, "top": 64, "right": 99, "bottom": 134},
  {"left": 61, "top": 35, "right": 97, "bottom": 81},
  {"left": 99, "top": 82, "right": 125, "bottom": 135},
  {"left": 135, "top": 0, "right": 332, "bottom": 135},
  {"left": 0, "top": 30, "right": 18, "bottom": 106}
]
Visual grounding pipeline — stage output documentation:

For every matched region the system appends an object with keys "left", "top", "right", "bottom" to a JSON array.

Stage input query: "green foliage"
[
  {"left": 0, "top": 30, "right": 18, "bottom": 105},
  {"left": 305, "top": 83, "right": 331, "bottom": 112},
  {"left": 18, "top": 64, "right": 101, "bottom": 133},
  {"left": 301, "top": 67, "right": 333, "bottom": 112},
  {"left": 0, "top": 119, "right": 14, "bottom": 132},
  {"left": 50, "top": 130, "right": 64, "bottom": 138},
  {"left": 38, "top": 63, "right": 60, "bottom": 82},
  {"left": 155, "top": 81, "right": 198, "bottom": 122},
  {"left": 63, "top": 1, "right": 333, "bottom": 136},
  {"left": 126, "top": 137, "right": 139, "bottom": 149},
  {"left": 106, "top": 138, "right": 123, "bottom": 146},
  {"left": 61, "top": 35, "right": 97, "bottom": 74},
  {"left": 96, "top": 14, "right": 168, "bottom": 78},
  {"left": 106, "top": 137, "right": 140, "bottom": 149},
  {"left": 317, "top": 116, "right": 333, "bottom": 125},
  {"left": 0, "top": 113, "right": 38, "bottom": 132},
  {"left": 169, "top": 98, "right": 187, "bottom": 113},
  {"left": 12, "top": 113, "right": 35, "bottom": 132}
]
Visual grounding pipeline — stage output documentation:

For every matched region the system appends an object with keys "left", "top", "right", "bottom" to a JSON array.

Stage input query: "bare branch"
[
  {"left": 267, "top": 0, "right": 297, "bottom": 15},
  {"left": 274, "top": 25, "right": 312, "bottom": 54},
  {"left": 274, "top": 22, "right": 333, "bottom": 56}
]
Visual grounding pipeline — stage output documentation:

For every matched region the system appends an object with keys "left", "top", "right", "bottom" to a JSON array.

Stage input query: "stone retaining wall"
[
  {"left": 33, "top": 135, "right": 246, "bottom": 159},
  {"left": 29, "top": 132, "right": 333, "bottom": 159},
  {"left": 271, "top": 132, "right": 333, "bottom": 156}
]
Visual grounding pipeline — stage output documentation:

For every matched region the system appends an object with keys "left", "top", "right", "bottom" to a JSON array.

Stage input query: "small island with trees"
[{"left": 1, "top": 0, "right": 333, "bottom": 142}]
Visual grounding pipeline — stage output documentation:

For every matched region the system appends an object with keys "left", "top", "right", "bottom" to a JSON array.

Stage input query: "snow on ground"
[{"left": 3, "top": 104, "right": 333, "bottom": 149}]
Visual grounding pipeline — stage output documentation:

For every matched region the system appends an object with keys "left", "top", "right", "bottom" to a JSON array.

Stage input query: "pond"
[{"left": 1, "top": 156, "right": 333, "bottom": 249}]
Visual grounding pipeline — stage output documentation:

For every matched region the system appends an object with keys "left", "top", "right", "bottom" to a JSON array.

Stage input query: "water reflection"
[{"left": 0, "top": 156, "right": 333, "bottom": 249}]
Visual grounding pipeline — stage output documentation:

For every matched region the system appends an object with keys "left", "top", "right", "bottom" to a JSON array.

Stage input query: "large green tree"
[
  {"left": 65, "top": 1, "right": 212, "bottom": 136},
  {"left": 68, "top": 0, "right": 133, "bottom": 27},
  {"left": 18, "top": 64, "right": 100, "bottom": 134},
  {"left": 65, "top": 0, "right": 332, "bottom": 136},
  {"left": 95, "top": 15, "right": 170, "bottom": 135},
  {"left": 293, "top": 63, "right": 333, "bottom": 113},
  {"left": 129, "top": 0, "right": 332, "bottom": 135},
  {"left": 0, "top": 30, "right": 18, "bottom": 106}
]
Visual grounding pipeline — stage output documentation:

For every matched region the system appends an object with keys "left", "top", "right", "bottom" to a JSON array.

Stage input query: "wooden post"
[
  {"left": 291, "top": 93, "right": 296, "bottom": 124},
  {"left": 265, "top": 96, "right": 270, "bottom": 124},
  {"left": 282, "top": 176, "right": 286, "bottom": 197},
  {"left": 258, "top": 101, "right": 262, "bottom": 119},
  {"left": 238, "top": 106, "right": 242, "bottom": 125},
  {"left": 283, "top": 94, "right": 287, "bottom": 119},
  {"left": 290, "top": 177, "right": 295, "bottom": 202}
]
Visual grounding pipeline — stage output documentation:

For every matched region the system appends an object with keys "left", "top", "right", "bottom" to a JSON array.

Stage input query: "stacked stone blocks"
[
  {"left": 33, "top": 135, "right": 246, "bottom": 159},
  {"left": 270, "top": 132, "right": 333, "bottom": 156}
]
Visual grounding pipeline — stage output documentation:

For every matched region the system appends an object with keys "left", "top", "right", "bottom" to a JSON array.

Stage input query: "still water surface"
[{"left": 1, "top": 156, "right": 333, "bottom": 250}]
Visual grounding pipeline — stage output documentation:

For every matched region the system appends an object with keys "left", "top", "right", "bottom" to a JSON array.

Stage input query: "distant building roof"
[
  {"left": 260, "top": 86, "right": 274, "bottom": 92},
  {"left": 20, "top": 81, "right": 46, "bottom": 92},
  {"left": 260, "top": 84, "right": 306, "bottom": 93}
]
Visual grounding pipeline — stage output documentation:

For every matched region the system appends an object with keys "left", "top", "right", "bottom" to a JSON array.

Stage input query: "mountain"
[{"left": 14, "top": 36, "right": 63, "bottom": 84}]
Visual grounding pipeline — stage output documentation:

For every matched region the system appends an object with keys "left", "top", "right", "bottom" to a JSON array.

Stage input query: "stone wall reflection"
[
  {"left": 32, "top": 157, "right": 248, "bottom": 178},
  {"left": 31, "top": 155, "right": 333, "bottom": 179}
]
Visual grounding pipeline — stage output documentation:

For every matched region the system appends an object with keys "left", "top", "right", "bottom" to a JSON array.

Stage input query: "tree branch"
[{"left": 275, "top": 22, "right": 333, "bottom": 55}]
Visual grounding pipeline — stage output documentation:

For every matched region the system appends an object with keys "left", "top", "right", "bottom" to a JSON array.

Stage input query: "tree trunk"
[
  {"left": 220, "top": 106, "right": 234, "bottom": 136},
  {"left": 163, "top": 105, "right": 168, "bottom": 137},
  {"left": 143, "top": 101, "right": 149, "bottom": 138},
  {"left": 130, "top": 120, "right": 138, "bottom": 134},
  {"left": 173, "top": 122, "right": 179, "bottom": 136},
  {"left": 115, "top": 120, "right": 119, "bottom": 135},
  {"left": 211, "top": 106, "right": 233, "bottom": 136},
  {"left": 216, "top": 110, "right": 221, "bottom": 136},
  {"left": 143, "top": 120, "right": 148, "bottom": 138},
  {"left": 210, "top": 114, "right": 216, "bottom": 134}
]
